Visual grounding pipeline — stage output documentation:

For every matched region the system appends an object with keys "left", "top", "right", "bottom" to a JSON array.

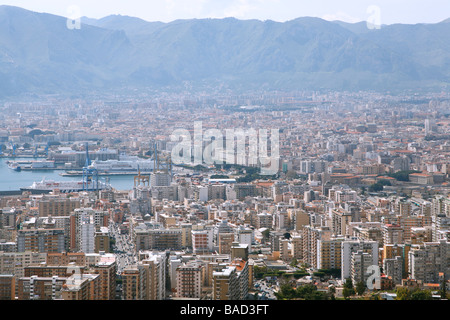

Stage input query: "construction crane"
[
  {"left": 134, "top": 164, "right": 149, "bottom": 187},
  {"left": 153, "top": 142, "right": 172, "bottom": 175},
  {"left": 82, "top": 142, "right": 99, "bottom": 192}
]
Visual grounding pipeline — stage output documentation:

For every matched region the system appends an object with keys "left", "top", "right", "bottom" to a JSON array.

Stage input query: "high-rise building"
[
  {"left": 256, "top": 212, "right": 273, "bottom": 229},
  {"left": 61, "top": 273, "right": 101, "bottom": 300},
  {"left": 70, "top": 208, "right": 97, "bottom": 252},
  {"left": 331, "top": 209, "right": 352, "bottom": 237},
  {"left": 212, "top": 266, "right": 239, "bottom": 300},
  {"left": 317, "top": 237, "right": 344, "bottom": 270},
  {"left": 231, "top": 242, "right": 249, "bottom": 261},
  {"left": 383, "top": 256, "right": 403, "bottom": 285},
  {"left": 351, "top": 250, "right": 375, "bottom": 286},
  {"left": 235, "top": 226, "right": 253, "bottom": 252},
  {"left": 218, "top": 233, "right": 234, "bottom": 255},
  {"left": 17, "top": 228, "right": 65, "bottom": 253},
  {"left": 150, "top": 172, "right": 172, "bottom": 187},
  {"left": 382, "top": 224, "right": 404, "bottom": 245},
  {"left": 212, "top": 259, "right": 249, "bottom": 300},
  {"left": 425, "top": 118, "right": 437, "bottom": 135},
  {"left": 38, "top": 197, "right": 80, "bottom": 217},
  {"left": 92, "top": 260, "right": 117, "bottom": 300},
  {"left": 134, "top": 228, "right": 182, "bottom": 251},
  {"left": 18, "top": 275, "right": 66, "bottom": 300},
  {"left": 94, "top": 226, "right": 110, "bottom": 253},
  {"left": 301, "top": 226, "right": 332, "bottom": 268},
  {"left": 122, "top": 266, "right": 145, "bottom": 300},
  {"left": 192, "top": 229, "right": 214, "bottom": 254},
  {"left": 0, "top": 275, "right": 15, "bottom": 300},
  {"left": 291, "top": 236, "right": 302, "bottom": 261},
  {"left": 180, "top": 223, "right": 192, "bottom": 248},
  {"left": 432, "top": 215, "right": 450, "bottom": 242},
  {"left": 341, "top": 240, "right": 378, "bottom": 281},
  {"left": 382, "top": 244, "right": 411, "bottom": 279},
  {"left": 408, "top": 240, "right": 450, "bottom": 283},
  {"left": 176, "top": 263, "right": 203, "bottom": 299},
  {"left": 234, "top": 184, "right": 258, "bottom": 200}
]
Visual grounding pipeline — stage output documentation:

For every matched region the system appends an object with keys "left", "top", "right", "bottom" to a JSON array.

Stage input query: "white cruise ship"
[
  {"left": 90, "top": 155, "right": 154, "bottom": 173},
  {"left": 21, "top": 179, "right": 111, "bottom": 193}
]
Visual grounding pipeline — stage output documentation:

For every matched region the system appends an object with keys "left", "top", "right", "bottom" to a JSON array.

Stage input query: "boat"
[
  {"left": 20, "top": 178, "right": 112, "bottom": 193},
  {"left": 7, "top": 161, "right": 21, "bottom": 172},
  {"left": 91, "top": 157, "right": 155, "bottom": 173}
]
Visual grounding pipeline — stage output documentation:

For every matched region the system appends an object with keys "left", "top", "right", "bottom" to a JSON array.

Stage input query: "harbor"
[{"left": 0, "top": 158, "right": 136, "bottom": 191}]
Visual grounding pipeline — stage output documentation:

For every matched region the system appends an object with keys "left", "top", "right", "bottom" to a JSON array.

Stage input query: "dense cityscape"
[{"left": 0, "top": 89, "right": 449, "bottom": 303}]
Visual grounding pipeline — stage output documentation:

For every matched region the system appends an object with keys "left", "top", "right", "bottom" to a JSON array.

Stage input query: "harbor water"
[{"left": 0, "top": 158, "right": 135, "bottom": 191}]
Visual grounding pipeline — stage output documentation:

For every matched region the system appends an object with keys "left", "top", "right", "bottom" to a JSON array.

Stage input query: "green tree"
[
  {"left": 410, "top": 289, "right": 433, "bottom": 300},
  {"left": 296, "top": 284, "right": 328, "bottom": 300},
  {"left": 290, "top": 258, "right": 298, "bottom": 267},
  {"left": 441, "top": 274, "right": 447, "bottom": 299},
  {"left": 328, "top": 286, "right": 336, "bottom": 299},
  {"left": 356, "top": 281, "right": 366, "bottom": 296},
  {"left": 276, "top": 283, "right": 296, "bottom": 300},
  {"left": 360, "top": 186, "right": 366, "bottom": 195},
  {"left": 262, "top": 229, "right": 271, "bottom": 243},
  {"left": 369, "top": 183, "right": 383, "bottom": 192},
  {"left": 344, "top": 278, "right": 354, "bottom": 289},
  {"left": 286, "top": 170, "right": 298, "bottom": 180},
  {"left": 343, "top": 279, "right": 355, "bottom": 299},
  {"left": 396, "top": 287, "right": 411, "bottom": 300}
]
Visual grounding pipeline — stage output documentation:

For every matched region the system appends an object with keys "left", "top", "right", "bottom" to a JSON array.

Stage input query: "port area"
[{"left": 60, "top": 171, "right": 153, "bottom": 177}]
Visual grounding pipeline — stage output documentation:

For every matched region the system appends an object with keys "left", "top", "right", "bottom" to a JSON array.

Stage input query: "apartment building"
[
  {"left": 317, "top": 237, "right": 344, "bottom": 270},
  {"left": 17, "top": 228, "right": 65, "bottom": 253},
  {"left": 38, "top": 197, "right": 80, "bottom": 217},
  {"left": 408, "top": 240, "right": 450, "bottom": 283},
  {"left": 0, "top": 275, "right": 15, "bottom": 300},
  {"left": 383, "top": 256, "right": 403, "bottom": 285},
  {"left": 212, "top": 265, "right": 239, "bottom": 300},
  {"left": 341, "top": 240, "right": 378, "bottom": 281},
  {"left": 382, "top": 224, "right": 404, "bottom": 245},
  {"left": 351, "top": 250, "right": 374, "bottom": 286},
  {"left": 134, "top": 228, "right": 182, "bottom": 251},
  {"left": 301, "top": 225, "right": 332, "bottom": 268},
  {"left": 17, "top": 275, "right": 66, "bottom": 300},
  {"left": 192, "top": 229, "right": 214, "bottom": 254},
  {"left": 122, "top": 266, "right": 145, "bottom": 300},
  {"left": 61, "top": 274, "right": 101, "bottom": 300},
  {"left": 176, "top": 264, "right": 203, "bottom": 299}
]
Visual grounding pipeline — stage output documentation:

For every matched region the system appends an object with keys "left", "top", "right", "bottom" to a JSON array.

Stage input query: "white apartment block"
[{"left": 341, "top": 240, "right": 378, "bottom": 281}]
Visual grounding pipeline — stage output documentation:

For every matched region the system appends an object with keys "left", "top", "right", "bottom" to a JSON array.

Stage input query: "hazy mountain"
[{"left": 0, "top": 5, "right": 449, "bottom": 98}]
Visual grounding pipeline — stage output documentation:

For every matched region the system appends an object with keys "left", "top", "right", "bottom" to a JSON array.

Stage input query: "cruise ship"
[
  {"left": 61, "top": 155, "right": 155, "bottom": 176},
  {"left": 91, "top": 155, "right": 155, "bottom": 173},
  {"left": 20, "top": 179, "right": 111, "bottom": 193},
  {"left": 7, "top": 160, "right": 55, "bottom": 171}
]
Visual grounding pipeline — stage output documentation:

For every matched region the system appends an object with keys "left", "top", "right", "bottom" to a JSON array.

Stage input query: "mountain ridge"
[{"left": 0, "top": 5, "right": 449, "bottom": 98}]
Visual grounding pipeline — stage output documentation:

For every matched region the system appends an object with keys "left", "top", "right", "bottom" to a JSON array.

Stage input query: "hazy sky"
[{"left": 1, "top": 0, "right": 449, "bottom": 24}]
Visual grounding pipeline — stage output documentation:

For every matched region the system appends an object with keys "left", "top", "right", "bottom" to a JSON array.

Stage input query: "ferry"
[
  {"left": 7, "top": 161, "right": 21, "bottom": 172},
  {"left": 7, "top": 160, "right": 55, "bottom": 171},
  {"left": 61, "top": 157, "right": 155, "bottom": 176},
  {"left": 20, "top": 179, "right": 111, "bottom": 193},
  {"left": 91, "top": 157, "right": 154, "bottom": 173}
]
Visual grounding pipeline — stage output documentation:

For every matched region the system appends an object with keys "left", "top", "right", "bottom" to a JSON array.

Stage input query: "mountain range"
[{"left": 0, "top": 5, "right": 449, "bottom": 98}]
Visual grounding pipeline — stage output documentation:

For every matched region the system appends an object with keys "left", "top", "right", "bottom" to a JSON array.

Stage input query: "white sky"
[{"left": 0, "top": 0, "right": 449, "bottom": 24}]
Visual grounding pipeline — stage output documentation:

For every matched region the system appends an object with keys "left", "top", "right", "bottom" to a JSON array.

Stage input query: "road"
[{"left": 109, "top": 222, "right": 137, "bottom": 274}]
